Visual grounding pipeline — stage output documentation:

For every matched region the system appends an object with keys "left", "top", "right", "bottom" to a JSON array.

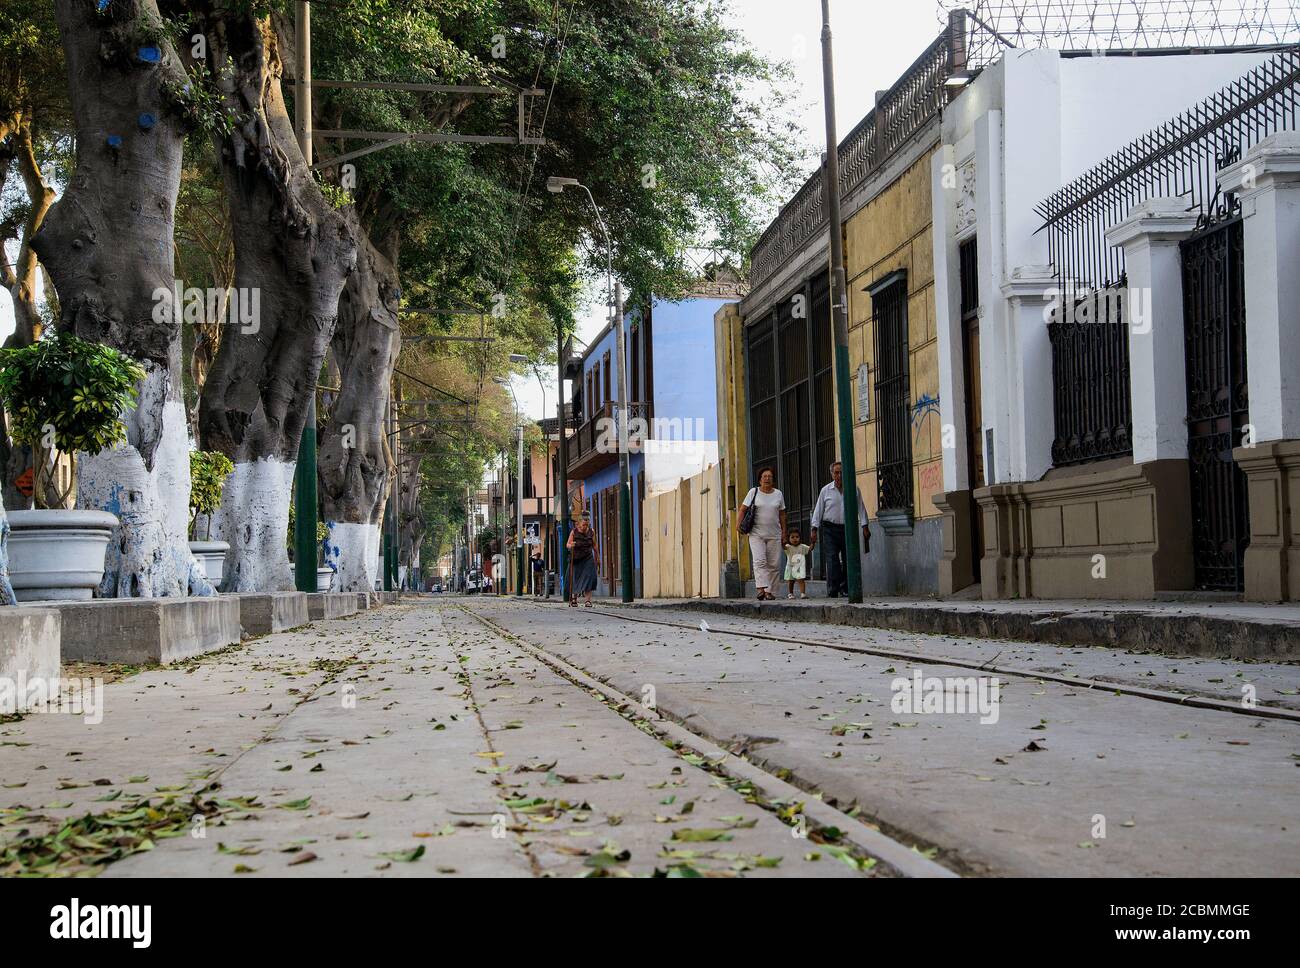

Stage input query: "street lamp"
[
  {"left": 533, "top": 363, "right": 552, "bottom": 597},
  {"left": 493, "top": 375, "right": 526, "bottom": 596},
  {"left": 546, "top": 175, "right": 634, "bottom": 603}
]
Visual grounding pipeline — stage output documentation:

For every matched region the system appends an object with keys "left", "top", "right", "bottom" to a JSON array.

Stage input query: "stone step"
[
  {"left": 0, "top": 606, "right": 61, "bottom": 682},
  {"left": 306, "top": 592, "right": 359, "bottom": 621},
  {"left": 34, "top": 597, "right": 241, "bottom": 665},
  {"left": 231, "top": 592, "right": 309, "bottom": 636}
]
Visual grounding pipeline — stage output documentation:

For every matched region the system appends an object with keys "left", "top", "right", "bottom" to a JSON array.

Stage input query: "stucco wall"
[{"left": 845, "top": 149, "right": 943, "bottom": 525}]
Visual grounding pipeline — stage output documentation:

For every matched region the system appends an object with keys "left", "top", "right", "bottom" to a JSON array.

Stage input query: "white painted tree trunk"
[
  {"left": 212, "top": 458, "right": 296, "bottom": 593},
  {"left": 324, "top": 521, "right": 376, "bottom": 595},
  {"left": 368, "top": 521, "right": 383, "bottom": 588},
  {"left": 0, "top": 491, "right": 15, "bottom": 606},
  {"left": 76, "top": 367, "right": 214, "bottom": 598}
]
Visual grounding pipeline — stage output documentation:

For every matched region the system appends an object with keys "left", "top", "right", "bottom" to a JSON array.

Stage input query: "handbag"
[{"left": 738, "top": 488, "right": 757, "bottom": 535}]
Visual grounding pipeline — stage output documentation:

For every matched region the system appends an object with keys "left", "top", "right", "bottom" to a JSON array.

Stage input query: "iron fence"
[
  {"left": 749, "top": 11, "right": 1010, "bottom": 288},
  {"left": 1036, "top": 45, "right": 1300, "bottom": 288},
  {"left": 1047, "top": 286, "right": 1134, "bottom": 465}
]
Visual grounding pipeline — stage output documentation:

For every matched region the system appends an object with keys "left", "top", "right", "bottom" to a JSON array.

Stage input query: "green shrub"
[
  {"left": 0, "top": 331, "right": 145, "bottom": 509},
  {"left": 189, "top": 451, "right": 234, "bottom": 540}
]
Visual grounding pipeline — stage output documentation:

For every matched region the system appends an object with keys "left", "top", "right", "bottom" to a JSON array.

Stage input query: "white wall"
[
  {"left": 934, "top": 47, "right": 1276, "bottom": 490},
  {"left": 644, "top": 441, "right": 719, "bottom": 497}
]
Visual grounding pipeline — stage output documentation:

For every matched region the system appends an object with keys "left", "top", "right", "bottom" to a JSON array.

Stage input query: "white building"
[{"left": 932, "top": 45, "right": 1299, "bottom": 600}]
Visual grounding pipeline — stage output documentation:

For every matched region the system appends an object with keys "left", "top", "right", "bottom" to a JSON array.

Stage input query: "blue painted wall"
[
  {"left": 649, "top": 296, "right": 724, "bottom": 440},
  {"left": 572, "top": 295, "right": 724, "bottom": 588}
]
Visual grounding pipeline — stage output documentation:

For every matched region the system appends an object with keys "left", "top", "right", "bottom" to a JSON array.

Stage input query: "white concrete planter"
[
  {"left": 189, "top": 540, "right": 230, "bottom": 585},
  {"left": 316, "top": 567, "right": 333, "bottom": 592},
  {"left": 7, "top": 509, "right": 118, "bottom": 602}
]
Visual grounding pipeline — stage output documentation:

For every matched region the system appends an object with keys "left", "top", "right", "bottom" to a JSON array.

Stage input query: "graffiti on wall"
[{"left": 911, "top": 392, "right": 941, "bottom": 443}]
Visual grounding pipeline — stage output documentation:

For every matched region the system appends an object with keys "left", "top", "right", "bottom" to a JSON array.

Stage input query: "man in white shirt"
[{"left": 809, "top": 461, "right": 870, "bottom": 598}]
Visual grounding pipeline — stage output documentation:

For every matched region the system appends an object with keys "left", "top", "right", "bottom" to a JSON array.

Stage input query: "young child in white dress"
[{"left": 784, "top": 528, "right": 811, "bottom": 600}]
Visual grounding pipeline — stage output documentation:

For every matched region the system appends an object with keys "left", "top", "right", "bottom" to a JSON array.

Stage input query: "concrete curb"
[
  {"left": 464, "top": 607, "right": 956, "bottom": 878},
  {"left": 631, "top": 598, "right": 1300, "bottom": 660}
]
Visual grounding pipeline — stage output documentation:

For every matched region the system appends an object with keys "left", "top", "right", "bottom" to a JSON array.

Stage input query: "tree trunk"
[
  {"left": 194, "top": 9, "right": 356, "bottom": 592},
  {"left": 1, "top": 121, "right": 53, "bottom": 346},
  {"left": 319, "top": 216, "right": 400, "bottom": 593},
  {"left": 30, "top": 0, "right": 212, "bottom": 597},
  {"left": 1, "top": 120, "right": 56, "bottom": 510}
]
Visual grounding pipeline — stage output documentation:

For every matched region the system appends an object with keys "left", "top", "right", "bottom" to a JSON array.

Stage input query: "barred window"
[{"left": 871, "top": 273, "right": 913, "bottom": 518}]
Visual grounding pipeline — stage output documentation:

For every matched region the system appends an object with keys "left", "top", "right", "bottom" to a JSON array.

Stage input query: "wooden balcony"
[{"left": 565, "top": 401, "right": 650, "bottom": 480}]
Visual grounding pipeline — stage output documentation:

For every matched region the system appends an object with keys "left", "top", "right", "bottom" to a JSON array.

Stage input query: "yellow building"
[
  {"left": 721, "top": 17, "right": 967, "bottom": 596},
  {"left": 845, "top": 152, "right": 943, "bottom": 591}
]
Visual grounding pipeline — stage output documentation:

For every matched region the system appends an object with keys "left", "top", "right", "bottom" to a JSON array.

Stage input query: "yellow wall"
[
  {"left": 713, "top": 302, "right": 751, "bottom": 579},
  {"left": 843, "top": 150, "right": 942, "bottom": 521}
]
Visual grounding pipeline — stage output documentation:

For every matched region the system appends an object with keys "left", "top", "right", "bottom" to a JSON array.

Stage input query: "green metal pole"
[
  {"left": 294, "top": 406, "right": 319, "bottom": 592},
  {"left": 555, "top": 324, "right": 570, "bottom": 600},
  {"left": 383, "top": 490, "right": 394, "bottom": 592},
  {"left": 292, "top": 0, "right": 318, "bottom": 594},
  {"left": 516, "top": 425, "right": 525, "bottom": 595},
  {"left": 614, "top": 283, "right": 634, "bottom": 602},
  {"left": 822, "top": 0, "right": 863, "bottom": 603}
]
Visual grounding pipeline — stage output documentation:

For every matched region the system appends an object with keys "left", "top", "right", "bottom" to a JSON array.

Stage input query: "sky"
[
  {"left": 511, "top": 0, "right": 943, "bottom": 422},
  {"left": 1, "top": 0, "right": 943, "bottom": 422}
]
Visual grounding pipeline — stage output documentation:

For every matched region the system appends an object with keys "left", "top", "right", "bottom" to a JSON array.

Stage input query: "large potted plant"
[
  {"left": 315, "top": 522, "right": 332, "bottom": 592},
  {"left": 0, "top": 331, "right": 143, "bottom": 601},
  {"left": 286, "top": 502, "right": 334, "bottom": 591},
  {"left": 189, "top": 450, "right": 234, "bottom": 585}
]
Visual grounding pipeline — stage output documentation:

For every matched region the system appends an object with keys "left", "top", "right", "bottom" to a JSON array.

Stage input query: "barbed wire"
[{"left": 940, "top": 0, "right": 1300, "bottom": 51}]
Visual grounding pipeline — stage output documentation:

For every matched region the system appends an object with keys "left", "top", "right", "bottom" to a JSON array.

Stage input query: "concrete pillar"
[
  {"left": 932, "top": 144, "right": 969, "bottom": 495},
  {"left": 1000, "top": 265, "right": 1058, "bottom": 482},
  {"left": 1218, "top": 131, "right": 1300, "bottom": 443},
  {"left": 1105, "top": 198, "right": 1200, "bottom": 464},
  {"left": 1219, "top": 132, "right": 1300, "bottom": 601}
]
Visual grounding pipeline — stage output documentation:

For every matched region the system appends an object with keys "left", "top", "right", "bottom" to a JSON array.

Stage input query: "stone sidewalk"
[
  {"left": 1, "top": 603, "right": 862, "bottom": 878},
  {"left": 625, "top": 594, "right": 1300, "bottom": 659}
]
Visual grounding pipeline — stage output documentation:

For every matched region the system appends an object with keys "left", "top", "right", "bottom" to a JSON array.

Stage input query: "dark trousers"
[{"left": 821, "top": 522, "right": 847, "bottom": 596}]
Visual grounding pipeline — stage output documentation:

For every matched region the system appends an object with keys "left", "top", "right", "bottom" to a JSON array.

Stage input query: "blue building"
[{"left": 564, "top": 282, "right": 737, "bottom": 597}]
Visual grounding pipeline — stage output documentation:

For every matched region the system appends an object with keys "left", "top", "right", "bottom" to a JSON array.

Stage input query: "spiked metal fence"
[
  {"left": 1036, "top": 45, "right": 1300, "bottom": 288},
  {"left": 749, "top": 11, "right": 1010, "bottom": 288}
]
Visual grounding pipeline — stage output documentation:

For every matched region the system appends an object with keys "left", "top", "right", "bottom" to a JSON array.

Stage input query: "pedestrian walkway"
[{"left": 1, "top": 603, "right": 862, "bottom": 878}]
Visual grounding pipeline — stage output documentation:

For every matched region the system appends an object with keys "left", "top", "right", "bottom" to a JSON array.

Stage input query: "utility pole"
[
  {"left": 821, "top": 0, "right": 863, "bottom": 604},
  {"left": 391, "top": 393, "right": 401, "bottom": 594},
  {"left": 539, "top": 368, "right": 552, "bottom": 597},
  {"left": 292, "top": 0, "right": 319, "bottom": 594},
  {"left": 555, "top": 324, "right": 569, "bottom": 601},
  {"left": 516, "top": 422, "right": 525, "bottom": 596},
  {"left": 383, "top": 397, "right": 395, "bottom": 592},
  {"left": 614, "top": 282, "right": 634, "bottom": 603}
]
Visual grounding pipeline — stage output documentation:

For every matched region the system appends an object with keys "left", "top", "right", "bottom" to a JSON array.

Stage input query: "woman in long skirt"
[{"left": 566, "top": 512, "right": 599, "bottom": 607}]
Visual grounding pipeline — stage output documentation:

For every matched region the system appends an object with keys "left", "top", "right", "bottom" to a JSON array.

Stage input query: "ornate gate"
[{"left": 1180, "top": 217, "right": 1249, "bottom": 592}]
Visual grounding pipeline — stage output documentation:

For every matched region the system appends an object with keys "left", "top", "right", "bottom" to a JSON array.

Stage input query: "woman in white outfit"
[{"left": 735, "top": 466, "right": 787, "bottom": 601}]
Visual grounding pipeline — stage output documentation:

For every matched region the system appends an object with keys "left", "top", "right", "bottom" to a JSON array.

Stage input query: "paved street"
[
  {"left": 474, "top": 598, "right": 1300, "bottom": 876},
  {"left": 2, "top": 596, "right": 1296, "bottom": 878}
]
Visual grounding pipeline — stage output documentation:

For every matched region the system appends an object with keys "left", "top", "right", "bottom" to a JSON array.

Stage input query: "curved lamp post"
[{"left": 546, "top": 176, "right": 634, "bottom": 602}]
